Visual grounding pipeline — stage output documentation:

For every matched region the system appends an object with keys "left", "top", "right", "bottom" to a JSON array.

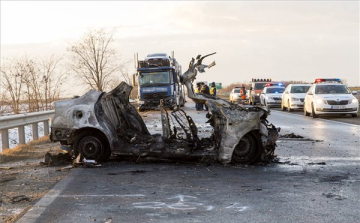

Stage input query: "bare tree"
[
  {"left": 0, "top": 57, "right": 26, "bottom": 114},
  {"left": 39, "top": 55, "right": 67, "bottom": 109},
  {"left": 67, "top": 28, "right": 124, "bottom": 91},
  {"left": 22, "top": 58, "right": 42, "bottom": 112},
  {"left": 0, "top": 55, "right": 67, "bottom": 114}
]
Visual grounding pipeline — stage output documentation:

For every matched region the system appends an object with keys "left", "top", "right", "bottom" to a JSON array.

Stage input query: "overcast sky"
[{"left": 1, "top": 1, "right": 359, "bottom": 95}]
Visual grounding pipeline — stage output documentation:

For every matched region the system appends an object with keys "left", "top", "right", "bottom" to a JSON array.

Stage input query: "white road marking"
[{"left": 17, "top": 169, "right": 83, "bottom": 223}]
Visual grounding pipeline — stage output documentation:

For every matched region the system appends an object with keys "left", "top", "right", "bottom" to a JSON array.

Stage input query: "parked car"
[
  {"left": 304, "top": 79, "right": 359, "bottom": 118},
  {"left": 281, "top": 84, "right": 311, "bottom": 112},
  {"left": 260, "top": 86, "right": 285, "bottom": 107},
  {"left": 229, "top": 87, "right": 241, "bottom": 103},
  {"left": 229, "top": 87, "right": 248, "bottom": 103}
]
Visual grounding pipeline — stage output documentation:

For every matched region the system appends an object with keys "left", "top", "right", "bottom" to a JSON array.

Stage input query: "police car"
[
  {"left": 303, "top": 78, "right": 359, "bottom": 118},
  {"left": 260, "top": 83, "right": 285, "bottom": 107},
  {"left": 281, "top": 84, "right": 311, "bottom": 112}
]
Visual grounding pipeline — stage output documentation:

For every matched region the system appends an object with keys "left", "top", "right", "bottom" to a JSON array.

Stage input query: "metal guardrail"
[{"left": 0, "top": 110, "right": 55, "bottom": 152}]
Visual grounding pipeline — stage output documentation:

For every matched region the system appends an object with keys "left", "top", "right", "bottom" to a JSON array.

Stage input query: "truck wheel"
[
  {"left": 311, "top": 103, "right": 318, "bottom": 118},
  {"left": 231, "top": 131, "right": 264, "bottom": 164},
  {"left": 75, "top": 133, "right": 110, "bottom": 162}
]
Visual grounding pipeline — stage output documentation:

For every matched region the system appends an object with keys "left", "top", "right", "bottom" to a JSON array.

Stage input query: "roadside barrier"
[{"left": 0, "top": 110, "right": 54, "bottom": 152}]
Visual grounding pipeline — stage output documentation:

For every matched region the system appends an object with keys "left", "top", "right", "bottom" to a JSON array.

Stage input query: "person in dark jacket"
[{"left": 200, "top": 82, "right": 210, "bottom": 111}]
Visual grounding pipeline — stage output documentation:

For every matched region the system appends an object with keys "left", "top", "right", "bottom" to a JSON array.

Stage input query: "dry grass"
[{"left": 0, "top": 136, "right": 58, "bottom": 164}]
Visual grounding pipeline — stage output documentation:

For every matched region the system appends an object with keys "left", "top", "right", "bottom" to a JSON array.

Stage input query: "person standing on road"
[
  {"left": 195, "top": 83, "right": 203, "bottom": 111},
  {"left": 200, "top": 82, "right": 210, "bottom": 111},
  {"left": 210, "top": 82, "right": 217, "bottom": 97}
]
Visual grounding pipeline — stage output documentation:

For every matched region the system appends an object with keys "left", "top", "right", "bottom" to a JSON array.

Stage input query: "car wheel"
[
  {"left": 138, "top": 107, "right": 145, "bottom": 112},
  {"left": 281, "top": 101, "right": 286, "bottom": 111},
  {"left": 351, "top": 113, "right": 358, "bottom": 117},
  {"left": 75, "top": 133, "right": 110, "bottom": 162},
  {"left": 287, "top": 100, "right": 292, "bottom": 112},
  {"left": 304, "top": 104, "right": 310, "bottom": 116},
  {"left": 311, "top": 103, "right": 318, "bottom": 118},
  {"left": 231, "top": 131, "right": 264, "bottom": 164}
]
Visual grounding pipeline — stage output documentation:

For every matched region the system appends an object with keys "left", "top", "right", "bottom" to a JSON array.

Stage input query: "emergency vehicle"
[
  {"left": 303, "top": 78, "right": 358, "bottom": 118},
  {"left": 249, "top": 78, "right": 272, "bottom": 105}
]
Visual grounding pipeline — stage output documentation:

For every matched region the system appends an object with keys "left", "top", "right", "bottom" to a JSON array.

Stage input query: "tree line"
[{"left": 0, "top": 29, "right": 130, "bottom": 115}]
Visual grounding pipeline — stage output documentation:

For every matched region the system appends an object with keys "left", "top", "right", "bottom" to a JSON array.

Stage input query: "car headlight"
[
  {"left": 352, "top": 98, "right": 358, "bottom": 103},
  {"left": 316, "top": 98, "right": 327, "bottom": 104},
  {"left": 256, "top": 93, "right": 260, "bottom": 96},
  {"left": 291, "top": 97, "right": 300, "bottom": 101}
]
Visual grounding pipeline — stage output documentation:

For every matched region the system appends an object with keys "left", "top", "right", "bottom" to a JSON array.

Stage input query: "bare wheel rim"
[
  {"left": 79, "top": 136, "right": 103, "bottom": 159},
  {"left": 232, "top": 134, "right": 256, "bottom": 163}
]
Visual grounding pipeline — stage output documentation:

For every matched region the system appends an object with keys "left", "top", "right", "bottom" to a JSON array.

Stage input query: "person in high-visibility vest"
[
  {"left": 194, "top": 85, "right": 200, "bottom": 94},
  {"left": 240, "top": 85, "right": 247, "bottom": 103},
  {"left": 195, "top": 83, "right": 203, "bottom": 110},
  {"left": 210, "top": 82, "right": 217, "bottom": 97}
]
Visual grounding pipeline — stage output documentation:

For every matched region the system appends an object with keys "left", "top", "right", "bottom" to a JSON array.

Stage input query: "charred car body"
[{"left": 50, "top": 53, "right": 280, "bottom": 164}]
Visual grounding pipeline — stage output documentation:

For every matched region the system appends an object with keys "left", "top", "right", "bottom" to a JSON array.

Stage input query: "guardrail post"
[
  {"left": 32, "top": 123, "right": 39, "bottom": 140},
  {"left": 43, "top": 120, "right": 50, "bottom": 135},
  {"left": 18, "top": 125, "right": 26, "bottom": 144},
  {"left": 1, "top": 129, "right": 9, "bottom": 150}
]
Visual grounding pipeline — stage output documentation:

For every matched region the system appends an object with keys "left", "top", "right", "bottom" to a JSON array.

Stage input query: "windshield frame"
[
  {"left": 290, "top": 85, "right": 311, "bottom": 93},
  {"left": 314, "top": 84, "right": 351, "bottom": 94},
  {"left": 139, "top": 70, "right": 172, "bottom": 86},
  {"left": 266, "top": 87, "right": 285, "bottom": 94},
  {"left": 254, "top": 83, "right": 268, "bottom": 90}
]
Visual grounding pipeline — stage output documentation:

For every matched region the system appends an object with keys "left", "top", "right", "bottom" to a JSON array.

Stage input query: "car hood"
[{"left": 316, "top": 94, "right": 355, "bottom": 100}]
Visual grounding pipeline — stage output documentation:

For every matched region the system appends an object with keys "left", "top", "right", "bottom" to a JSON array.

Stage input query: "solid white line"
[
  {"left": 17, "top": 169, "right": 83, "bottom": 223},
  {"left": 271, "top": 110, "right": 360, "bottom": 127}
]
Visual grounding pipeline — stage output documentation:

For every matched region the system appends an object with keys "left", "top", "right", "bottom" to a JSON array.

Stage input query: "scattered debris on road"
[
  {"left": 40, "top": 152, "right": 72, "bottom": 166},
  {"left": 307, "top": 162, "right": 326, "bottom": 165},
  {"left": 9, "top": 195, "right": 30, "bottom": 204},
  {"left": 279, "top": 133, "right": 304, "bottom": 138},
  {"left": 0, "top": 138, "right": 70, "bottom": 223}
]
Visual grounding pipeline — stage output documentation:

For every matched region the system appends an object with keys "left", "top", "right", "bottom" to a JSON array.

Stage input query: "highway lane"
[
  {"left": 17, "top": 102, "right": 360, "bottom": 223},
  {"left": 268, "top": 110, "right": 360, "bottom": 164}
]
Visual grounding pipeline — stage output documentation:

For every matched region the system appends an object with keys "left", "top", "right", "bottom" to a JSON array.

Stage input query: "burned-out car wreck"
[{"left": 50, "top": 53, "right": 280, "bottom": 164}]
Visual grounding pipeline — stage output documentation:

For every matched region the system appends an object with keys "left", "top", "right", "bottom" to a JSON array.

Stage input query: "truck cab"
[
  {"left": 249, "top": 78, "right": 272, "bottom": 105},
  {"left": 133, "top": 53, "right": 185, "bottom": 111}
]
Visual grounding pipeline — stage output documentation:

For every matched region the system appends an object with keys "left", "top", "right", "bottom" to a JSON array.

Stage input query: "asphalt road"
[
  {"left": 17, "top": 102, "right": 360, "bottom": 223},
  {"left": 271, "top": 107, "right": 360, "bottom": 125}
]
